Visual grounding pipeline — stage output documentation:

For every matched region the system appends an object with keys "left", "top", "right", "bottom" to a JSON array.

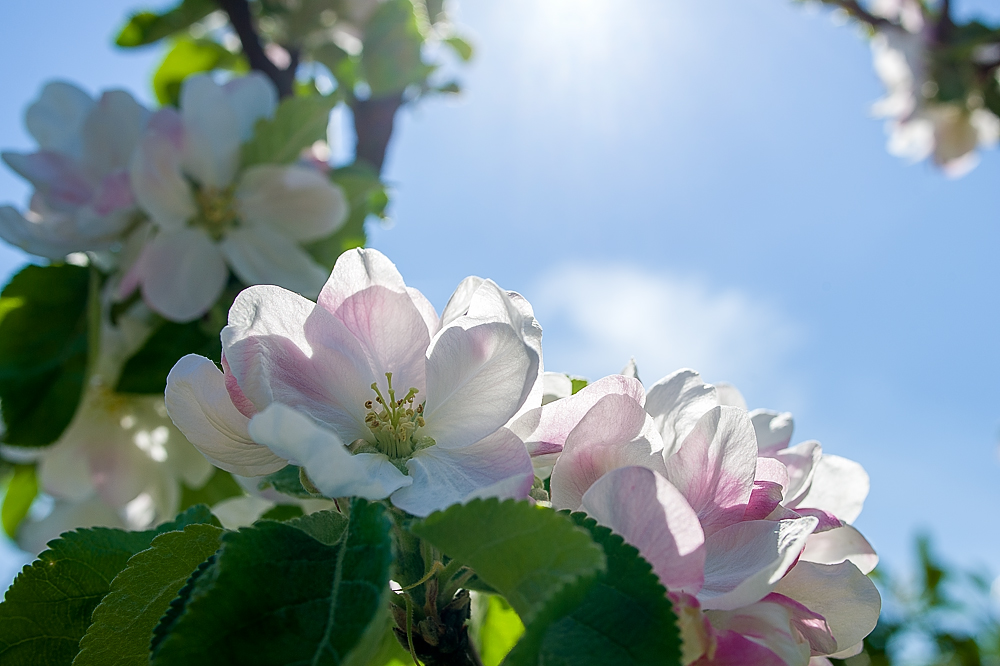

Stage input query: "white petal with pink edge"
[
  {"left": 129, "top": 109, "right": 196, "bottom": 230},
  {"left": 773, "top": 560, "right": 881, "bottom": 655},
  {"left": 800, "top": 524, "right": 878, "bottom": 574},
  {"left": 699, "top": 516, "right": 818, "bottom": 611},
  {"left": 580, "top": 466, "right": 705, "bottom": 594},
  {"left": 750, "top": 409, "right": 795, "bottom": 455},
  {"left": 235, "top": 164, "right": 347, "bottom": 242},
  {"left": 248, "top": 403, "right": 411, "bottom": 500},
  {"left": 645, "top": 368, "right": 717, "bottom": 457},
  {"left": 165, "top": 354, "right": 287, "bottom": 476},
  {"left": 392, "top": 428, "right": 533, "bottom": 517}
]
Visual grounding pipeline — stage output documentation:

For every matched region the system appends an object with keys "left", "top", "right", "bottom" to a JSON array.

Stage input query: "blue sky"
[{"left": 1, "top": 0, "right": 999, "bottom": 584}]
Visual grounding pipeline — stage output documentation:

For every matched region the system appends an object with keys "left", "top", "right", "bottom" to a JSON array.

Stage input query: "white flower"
[
  {"left": 0, "top": 81, "right": 149, "bottom": 260},
  {"left": 124, "top": 73, "right": 349, "bottom": 322},
  {"left": 166, "top": 248, "right": 539, "bottom": 516}
]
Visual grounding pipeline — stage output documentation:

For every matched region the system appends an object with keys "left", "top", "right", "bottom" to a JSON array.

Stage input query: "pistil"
[{"left": 364, "top": 372, "right": 432, "bottom": 459}]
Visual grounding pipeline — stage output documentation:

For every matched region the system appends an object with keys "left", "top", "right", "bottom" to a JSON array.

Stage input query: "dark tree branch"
[
  {"left": 936, "top": 0, "right": 953, "bottom": 44},
  {"left": 216, "top": 0, "right": 297, "bottom": 98},
  {"left": 822, "top": 0, "right": 896, "bottom": 29},
  {"left": 352, "top": 93, "right": 405, "bottom": 172}
]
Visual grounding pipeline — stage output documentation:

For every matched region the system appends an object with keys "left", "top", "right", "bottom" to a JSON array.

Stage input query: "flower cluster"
[
  {"left": 166, "top": 248, "right": 879, "bottom": 665},
  {"left": 1, "top": 73, "right": 348, "bottom": 322},
  {"left": 868, "top": 0, "right": 1000, "bottom": 174}
]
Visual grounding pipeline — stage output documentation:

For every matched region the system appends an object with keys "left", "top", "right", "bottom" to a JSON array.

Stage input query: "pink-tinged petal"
[
  {"left": 392, "top": 428, "right": 533, "bottom": 517},
  {"left": 671, "top": 592, "right": 712, "bottom": 666},
  {"left": 705, "top": 597, "right": 814, "bottom": 666},
  {"left": 318, "top": 247, "right": 409, "bottom": 314},
  {"left": 25, "top": 81, "right": 94, "bottom": 155},
  {"left": 0, "top": 205, "right": 83, "bottom": 260},
  {"left": 422, "top": 316, "right": 537, "bottom": 450},
  {"left": 756, "top": 456, "right": 789, "bottom": 489},
  {"left": 235, "top": 164, "right": 348, "bottom": 241},
  {"left": 646, "top": 369, "right": 717, "bottom": 456},
  {"left": 139, "top": 228, "right": 227, "bottom": 322},
  {"left": 664, "top": 406, "right": 758, "bottom": 536},
  {"left": 581, "top": 466, "right": 705, "bottom": 594},
  {"left": 827, "top": 642, "right": 864, "bottom": 659},
  {"left": 247, "top": 403, "right": 411, "bottom": 500},
  {"left": 773, "top": 441, "right": 822, "bottom": 507},
  {"left": 129, "top": 109, "right": 197, "bottom": 230},
  {"left": 511, "top": 375, "right": 647, "bottom": 475},
  {"left": 549, "top": 395, "right": 666, "bottom": 510},
  {"left": 761, "top": 593, "right": 838, "bottom": 656},
  {"left": 180, "top": 75, "right": 241, "bottom": 188},
  {"left": 221, "top": 352, "right": 257, "bottom": 418},
  {"left": 750, "top": 410, "right": 795, "bottom": 455},
  {"left": 408, "top": 287, "right": 441, "bottom": 337},
  {"left": 801, "top": 525, "right": 878, "bottom": 575},
  {"left": 221, "top": 284, "right": 375, "bottom": 441},
  {"left": 165, "top": 354, "right": 287, "bottom": 476},
  {"left": 221, "top": 72, "right": 278, "bottom": 140},
  {"left": 773, "top": 561, "right": 881, "bottom": 655},
  {"left": 794, "top": 508, "right": 842, "bottom": 533},
  {"left": 794, "top": 455, "right": 869, "bottom": 524},
  {"left": 80, "top": 90, "right": 148, "bottom": 178},
  {"left": 91, "top": 170, "right": 134, "bottom": 216},
  {"left": 715, "top": 382, "right": 747, "bottom": 409},
  {"left": 695, "top": 631, "right": 786, "bottom": 666},
  {"left": 440, "top": 276, "right": 484, "bottom": 328},
  {"left": 744, "top": 482, "right": 785, "bottom": 522},
  {"left": 322, "top": 284, "right": 430, "bottom": 398},
  {"left": 810, "top": 659, "right": 834, "bottom": 666},
  {"left": 505, "top": 290, "right": 544, "bottom": 423},
  {"left": 2, "top": 150, "right": 94, "bottom": 209},
  {"left": 699, "top": 517, "right": 818, "bottom": 611},
  {"left": 218, "top": 225, "right": 328, "bottom": 298}
]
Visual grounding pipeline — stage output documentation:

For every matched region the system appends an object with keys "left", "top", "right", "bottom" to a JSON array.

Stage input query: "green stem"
[{"left": 85, "top": 264, "right": 102, "bottom": 382}]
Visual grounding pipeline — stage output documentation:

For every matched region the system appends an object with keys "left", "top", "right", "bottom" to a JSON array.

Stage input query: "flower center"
[
  {"left": 360, "top": 372, "right": 433, "bottom": 461},
  {"left": 192, "top": 186, "right": 239, "bottom": 240}
]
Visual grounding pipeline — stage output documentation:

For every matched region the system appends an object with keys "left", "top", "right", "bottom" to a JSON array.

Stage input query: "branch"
[
  {"left": 821, "top": 0, "right": 896, "bottom": 29},
  {"left": 352, "top": 93, "right": 405, "bottom": 172},
  {"left": 215, "top": 0, "right": 296, "bottom": 98}
]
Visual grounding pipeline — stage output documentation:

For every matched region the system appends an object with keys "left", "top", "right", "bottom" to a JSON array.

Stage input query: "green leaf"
[
  {"left": 476, "top": 595, "right": 525, "bottom": 666},
  {"left": 0, "top": 264, "right": 89, "bottom": 447},
  {"left": 73, "top": 524, "right": 224, "bottom": 666},
  {"left": 1, "top": 465, "right": 38, "bottom": 538},
  {"left": 178, "top": 469, "right": 243, "bottom": 511},
  {"left": 257, "top": 464, "right": 315, "bottom": 499},
  {"left": 444, "top": 36, "right": 474, "bottom": 62},
  {"left": 258, "top": 504, "right": 305, "bottom": 522},
  {"left": 305, "top": 163, "right": 387, "bottom": 270},
  {"left": 282, "top": 508, "right": 348, "bottom": 546},
  {"left": 241, "top": 94, "right": 337, "bottom": 168},
  {"left": 115, "top": 320, "right": 220, "bottom": 394},
  {"left": 362, "top": 0, "right": 434, "bottom": 96},
  {"left": 153, "top": 38, "right": 246, "bottom": 106},
  {"left": 150, "top": 499, "right": 393, "bottom": 665},
  {"left": 505, "top": 513, "right": 681, "bottom": 666},
  {"left": 409, "top": 499, "right": 606, "bottom": 623},
  {"left": 570, "top": 377, "right": 588, "bottom": 395},
  {"left": 312, "top": 42, "right": 360, "bottom": 92},
  {"left": 115, "top": 0, "right": 217, "bottom": 48},
  {"left": 0, "top": 505, "right": 219, "bottom": 666}
]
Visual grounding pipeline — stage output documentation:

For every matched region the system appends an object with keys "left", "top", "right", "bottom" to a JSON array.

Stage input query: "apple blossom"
[
  {"left": 516, "top": 368, "right": 880, "bottom": 664},
  {"left": 0, "top": 81, "right": 148, "bottom": 260},
  {"left": 165, "top": 248, "right": 538, "bottom": 517},
  {"left": 122, "top": 73, "right": 349, "bottom": 322}
]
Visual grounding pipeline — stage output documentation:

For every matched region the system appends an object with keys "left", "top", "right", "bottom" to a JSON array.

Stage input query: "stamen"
[{"left": 362, "top": 372, "right": 431, "bottom": 459}]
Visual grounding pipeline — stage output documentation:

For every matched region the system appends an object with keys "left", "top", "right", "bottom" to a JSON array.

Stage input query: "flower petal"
[
  {"left": 80, "top": 90, "right": 148, "bottom": 178},
  {"left": 664, "top": 406, "right": 759, "bottom": 536},
  {"left": 180, "top": 75, "right": 241, "bottom": 188},
  {"left": 392, "top": 428, "right": 533, "bottom": 517},
  {"left": 440, "top": 276, "right": 484, "bottom": 328},
  {"left": 247, "top": 403, "right": 411, "bottom": 500},
  {"left": 0, "top": 205, "right": 80, "bottom": 259},
  {"left": 235, "top": 164, "right": 348, "bottom": 241},
  {"left": 2, "top": 150, "right": 94, "bottom": 210},
  {"left": 139, "top": 228, "right": 228, "bottom": 322},
  {"left": 772, "top": 440, "right": 822, "bottom": 507},
  {"left": 645, "top": 369, "right": 717, "bottom": 456},
  {"left": 702, "top": 630, "right": 787, "bottom": 666},
  {"left": 317, "top": 247, "right": 409, "bottom": 315},
  {"left": 699, "top": 517, "right": 818, "bottom": 611},
  {"left": 794, "top": 454, "right": 869, "bottom": 524},
  {"left": 773, "top": 561, "right": 881, "bottom": 654},
  {"left": 25, "top": 81, "right": 94, "bottom": 155},
  {"left": 750, "top": 409, "right": 794, "bottom": 455},
  {"left": 129, "top": 109, "right": 196, "bottom": 230},
  {"left": 219, "top": 225, "right": 328, "bottom": 298},
  {"left": 542, "top": 372, "right": 573, "bottom": 403},
  {"left": 165, "top": 354, "right": 287, "bottom": 476},
  {"left": 715, "top": 382, "right": 747, "bottom": 409},
  {"left": 222, "top": 284, "right": 375, "bottom": 441},
  {"left": 222, "top": 73, "right": 278, "bottom": 140},
  {"left": 549, "top": 394, "right": 666, "bottom": 510},
  {"left": 801, "top": 525, "right": 878, "bottom": 575},
  {"left": 581, "top": 466, "right": 705, "bottom": 594},
  {"left": 705, "top": 597, "right": 814, "bottom": 666}
]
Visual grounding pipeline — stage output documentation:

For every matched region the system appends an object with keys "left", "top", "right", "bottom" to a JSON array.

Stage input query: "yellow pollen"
[
  {"left": 192, "top": 186, "right": 239, "bottom": 240},
  {"left": 363, "top": 372, "right": 433, "bottom": 460}
]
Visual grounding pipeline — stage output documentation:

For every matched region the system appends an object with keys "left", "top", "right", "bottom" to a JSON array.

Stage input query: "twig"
[
  {"left": 352, "top": 93, "right": 405, "bottom": 172},
  {"left": 215, "top": 0, "right": 297, "bottom": 98}
]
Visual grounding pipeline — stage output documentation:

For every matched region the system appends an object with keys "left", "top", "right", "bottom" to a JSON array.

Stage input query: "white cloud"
[{"left": 530, "top": 263, "right": 802, "bottom": 388}]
